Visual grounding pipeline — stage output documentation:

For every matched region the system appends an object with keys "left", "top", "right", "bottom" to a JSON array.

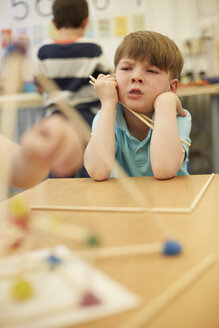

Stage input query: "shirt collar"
[
  {"left": 116, "top": 103, "right": 154, "bottom": 141},
  {"left": 116, "top": 103, "right": 129, "bottom": 131}
]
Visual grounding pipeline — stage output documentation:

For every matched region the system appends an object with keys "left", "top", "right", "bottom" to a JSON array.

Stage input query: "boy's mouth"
[
  {"left": 127, "top": 88, "right": 144, "bottom": 99},
  {"left": 128, "top": 88, "right": 143, "bottom": 96}
]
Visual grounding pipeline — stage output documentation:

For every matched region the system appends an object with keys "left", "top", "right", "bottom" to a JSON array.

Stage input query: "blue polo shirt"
[{"left": 92, "top": 103, "right": 192, "bottom": 177}]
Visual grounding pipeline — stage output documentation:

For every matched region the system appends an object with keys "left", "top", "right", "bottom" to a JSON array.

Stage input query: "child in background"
[
  {"left": 0, "top": 114, "right": 84, "bottom": 189},
  {"left": 84, "top": 31, "right": 191, "bottom": 180},
  {"left": 35, "top": 0, "right": 111, "bottom": 127},
  {"left": 35, "top": 0, "right": 111, "bottom": 177}
]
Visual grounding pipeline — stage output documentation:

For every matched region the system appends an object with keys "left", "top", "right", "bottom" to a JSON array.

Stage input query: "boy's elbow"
[
  {"left": 88, "top": 168, "right": 111, "bottom": 181},
  {"left": 85, "top": 163, "right": 111, "bottom": 181},
  {"left": 152, "top": 164, "right": 176, "bottom": 180},
  {"left": 84, "top": 151, "right": 113, "bottom": 181},
  {"left": 153, "top": 171, "right": 175, "bottom": 180},
  {"left": 93, "top": 173, "right": 110, "bottom": 181}
]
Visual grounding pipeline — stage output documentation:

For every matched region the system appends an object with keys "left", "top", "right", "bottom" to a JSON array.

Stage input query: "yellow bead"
[
  {"left": 50, "top": 214, "right": 61, "bottom": 225},
  {"left": 11, "top": 278, "right": 34, "bottom": 301},
  {"left": 10, "top": 198, "right": 30, "bottom": 217}
]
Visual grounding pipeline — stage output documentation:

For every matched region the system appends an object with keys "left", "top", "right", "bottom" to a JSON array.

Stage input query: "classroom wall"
[
  {"left": 0, "top": 0, "right": 201, "bottom": 66},
  {"left": 0, "top": 0, "right": 218, "bottom": 74}
]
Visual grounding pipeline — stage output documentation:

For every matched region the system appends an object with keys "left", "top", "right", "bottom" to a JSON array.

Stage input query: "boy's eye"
[
  {"left": 147, "top": 69, "right": 158, "bottom": 73},
  {"left": 121, "top": 67, "right": 132, "bottom": 71}
]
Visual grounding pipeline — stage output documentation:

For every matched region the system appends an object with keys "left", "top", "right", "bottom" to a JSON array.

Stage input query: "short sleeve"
[
  {"left": 91, "top": 110, "right": 101, "bottom": 134},
  {"left": 177, "top": 109, "right": 192, "bottom": 160}
]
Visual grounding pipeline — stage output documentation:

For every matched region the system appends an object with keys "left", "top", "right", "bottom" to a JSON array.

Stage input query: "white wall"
[
  {"left": 88, "top": 0, "right": 201, "bottom": 66},
  {"left": 0, "top": 1, "right": 10, "bottom": 28},
  {"left": 0, "top": 0, "right": 199, "bottom": 55},
  {"left": 0, "top": 0, "right": 218, "bottom": 75}
]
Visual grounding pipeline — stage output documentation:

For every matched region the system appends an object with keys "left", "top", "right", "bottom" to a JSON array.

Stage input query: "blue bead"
[
  {"left": 45, "top": 254, "right": 62, "bottom": 269},
  {"left": 162, "top": 241, "right": 182, "bottom": 256}
]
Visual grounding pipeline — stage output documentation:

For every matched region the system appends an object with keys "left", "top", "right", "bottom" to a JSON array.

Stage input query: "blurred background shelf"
[{"left": 178, "top": 83, "right": 219, "bottom": 174}]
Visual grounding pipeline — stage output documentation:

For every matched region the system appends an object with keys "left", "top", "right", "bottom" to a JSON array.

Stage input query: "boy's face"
[{"left": 115, "top": 57, "right": 176, "bottom": 115}]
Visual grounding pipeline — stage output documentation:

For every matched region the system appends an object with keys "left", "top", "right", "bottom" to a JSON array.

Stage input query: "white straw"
[
  {"left": 77, "top": 243, "right": 163, "bottom": 259},
  {"left": 190, "top": 173, "right": 215, "bottom": 211},
  {"left": 31, "top": 204, "right": 146, "bottom": 213}
]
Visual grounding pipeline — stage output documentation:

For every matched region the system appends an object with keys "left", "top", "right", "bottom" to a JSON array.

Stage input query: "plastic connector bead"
[{"left": 162, "top": 240, "right": 182, "bottom": 256}]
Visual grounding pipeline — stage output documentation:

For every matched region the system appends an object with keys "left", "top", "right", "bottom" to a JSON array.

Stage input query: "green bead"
[
  {"left": 86, "top": 235, "right": 99, "bottom": 247},
  {"left": 11, "top": 278, "right": 34, "bottom": 301}
]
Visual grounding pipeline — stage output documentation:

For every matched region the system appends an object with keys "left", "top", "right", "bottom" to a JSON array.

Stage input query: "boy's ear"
[
  {"left": 81, "top": 17, "right": 89, "bottom": 29},
  {"left": 169, "top": 79, "right": 179, "bottom": 93}
]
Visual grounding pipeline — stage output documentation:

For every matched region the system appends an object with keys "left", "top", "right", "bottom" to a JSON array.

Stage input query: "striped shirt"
[{"left": 35, "top": 37, "right": 111, "bottom": 120}]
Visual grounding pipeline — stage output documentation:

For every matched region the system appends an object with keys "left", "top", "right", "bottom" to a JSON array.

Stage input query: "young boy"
[
  {"left": 84, "top": 31, "right": 192, "bottom": 180},
  {"left": 0, "top": 114, "right": 84, "bottom": 189}
]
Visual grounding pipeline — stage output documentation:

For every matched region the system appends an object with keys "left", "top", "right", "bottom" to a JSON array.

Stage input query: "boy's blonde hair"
[{"left": 114, "top": 31, "right": 183, "bottom": 79}]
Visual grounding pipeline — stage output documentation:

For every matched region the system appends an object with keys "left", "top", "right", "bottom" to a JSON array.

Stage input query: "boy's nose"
[{"left": 131, "top": 76, "right": 143, "bottom": 83}]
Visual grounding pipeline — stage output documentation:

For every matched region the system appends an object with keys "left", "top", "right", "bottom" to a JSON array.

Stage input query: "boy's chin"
[
  {"left": 123, "top": 99, "right": 152, "bottom": 112},
  {"left": 120, "top": 98, "right": 154, "bottom": 115}
]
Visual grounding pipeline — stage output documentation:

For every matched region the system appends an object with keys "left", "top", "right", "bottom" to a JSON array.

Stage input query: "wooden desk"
[
  {"left": 3, "top": 174, "right": 219, "bottom": 328},
  {"left": 178, "top": 84, "right": 219, "bottom": 174}
]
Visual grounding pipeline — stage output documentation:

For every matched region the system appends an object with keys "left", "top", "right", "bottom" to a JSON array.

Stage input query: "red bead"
[
  {"left": 11, "top": 216, "right": 30, "bottom": 231},
  {"left": 79, "top": 291, "right": 101, "bottom": 307},
  {"left": 10, "top": 237, "right": 24, "bottom": 249}
]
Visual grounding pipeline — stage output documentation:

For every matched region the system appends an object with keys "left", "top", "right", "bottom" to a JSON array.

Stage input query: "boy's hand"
[
  {"left": 94, "top": 74, "right": 118, "bottom": 108},
  {"left": 20, "top": 115, "right": 84, "bottom": 176},
  {"left": 154, "top": 92, "right": 187, "bottom": 117}
]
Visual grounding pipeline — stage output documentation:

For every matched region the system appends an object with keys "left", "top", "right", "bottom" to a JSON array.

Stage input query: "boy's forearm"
[
  {"left": 150, "top": 99, "right": 184, "bottom": 179},
  {"left": 84, "top": 108, "right": 116, "bottom": 181}
]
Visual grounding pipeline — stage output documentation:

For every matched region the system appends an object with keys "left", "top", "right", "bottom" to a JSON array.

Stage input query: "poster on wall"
[
  {"left": 131, "top": 14, "right": 145, "bottom": 32},
  {"left": 1, "top": 29, "right": 12, "bottom": 48},
  {"left": 97, "top": 18, "right": 112, "bottom": 38},
  {"left": 32, "top": 25, "right": 47, "bottom": 46},
  {"left": 13, "top": 26, "right": 29, "bottom": 41},
  {"left": 114, "top": 16, "right": 128, "bottom": 37},
  {"left": 88, "top": 0, "right": 147, "bottom": 39}
]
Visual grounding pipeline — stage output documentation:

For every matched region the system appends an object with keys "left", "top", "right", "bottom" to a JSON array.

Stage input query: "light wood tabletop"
[{"left": 2, "top": 174, "right": 219, "bottom": 328}]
